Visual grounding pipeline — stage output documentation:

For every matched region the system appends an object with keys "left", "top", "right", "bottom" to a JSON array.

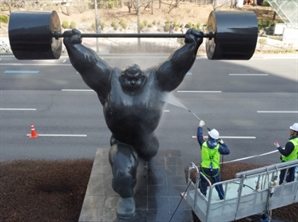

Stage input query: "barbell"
[{"left": 8, "top": 10, "right": 258, "bottom": 60}]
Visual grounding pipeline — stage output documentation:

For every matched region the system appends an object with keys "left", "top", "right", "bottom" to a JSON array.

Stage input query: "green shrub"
[
  {"left": 262, "top": 1, "right": 270, "bottom": 6},
  {"left": 113, "top": 24, "right": 118, "bottom": 30},
  {"left": 120, "top": 20, "right": 127, "bottom": 29},
  {"left": 193, "top": 25, "right": 199, "bottom": 30},
  {"left": 143, "top": 20, "right": 147, "bottom": 26},
  {"left": 148, "top": 23, "right": 153, "bottom": 28},
  {"left": 0, "top": 14, "right": 9, "bottom": 23},
  {"left": 174, "top": 26, "right": 179, "bottom": 31},
  {"left": 91, "top": 23, "right": 95, "bottom": 31},
  {"left": 164, "top": 24, "right": 170, "bottom": 32},
  {"left": 105, "top": 1, "right": 114, "bottom": 8},
  {"left": 153, "top": 20, "right": 156, "bottom": 25},
  {"left": 258, "top": 38, "right": 267, "bottom": 44},
  {"left": 100, "top": 22, "right": 105, "bottom": 30},
  {"left": 62, "top": 20, "right": 69, "bottom": 29},
  {"left": 140, "top": 22, "right": 145, "bottom": 30},
  {"left": 70, "top": 21, "right": 76, "bottom": 29},
  {"left": 258, "top": 19, "right": 275, "bottom": 29},
  {"left": 111, "top": 20, "right": 117, "bottom": 27}
]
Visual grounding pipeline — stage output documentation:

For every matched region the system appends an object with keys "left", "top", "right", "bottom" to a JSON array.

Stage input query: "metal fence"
[{"left": 267, "top": 0, "right": 298, "bottom": 27}]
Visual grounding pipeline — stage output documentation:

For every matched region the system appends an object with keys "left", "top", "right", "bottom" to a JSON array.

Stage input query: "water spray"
[{"left": 161, "top": 92, "right": 211, "bottom": 130}]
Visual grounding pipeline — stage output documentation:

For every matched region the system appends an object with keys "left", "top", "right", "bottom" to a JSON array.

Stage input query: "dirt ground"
[
  {"left": 62, "top": 3, "right": 279, "bottom": 32},
  {"left": 0, "top": 3, "right": 279, "bottom": 35},
  {"left": 1, "top": 159, "right": 297, "bottom": 221},
  {"left": 58, "top": 3, "right": 277, "bottom": 29}
]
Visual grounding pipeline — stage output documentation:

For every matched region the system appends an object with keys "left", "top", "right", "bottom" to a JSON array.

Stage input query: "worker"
[
  {"left": 274, "top": 123, "right": 298, "bottom": 184},
  {"left": 197, "top": 120, "right": 230, "bottom": 200}
]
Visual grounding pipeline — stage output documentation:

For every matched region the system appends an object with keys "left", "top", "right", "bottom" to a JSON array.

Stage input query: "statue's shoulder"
[{"left": 143, "top": 67, "right": 156, "bottom": 78}]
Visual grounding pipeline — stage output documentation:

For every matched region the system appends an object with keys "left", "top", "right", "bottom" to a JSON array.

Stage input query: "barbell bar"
[
  {"left": 52, "top": 32, "right": 215, "bottom": 39},
  {"left": 8, "top": 10, "right": 258, "bottom": 60}
]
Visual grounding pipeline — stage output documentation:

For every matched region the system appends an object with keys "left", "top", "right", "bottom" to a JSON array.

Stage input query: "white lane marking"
[
  {"left": 63, "top": 59, "right": 66, "bottom": 63},
  {"left": 177, "top": 91, "right": 222, "bottom": 93},
  {"left": 224, "top": 150, "right": 279, "bottom": 163},
  {"left": 192, "top": 136, "right": 256, "bottom": 139},
  {"left": 33, "top": 60, "right": 56, "bottom": 62},
  {"left": 163, "top": 110, "right": 170, "bottom": 112},
  {"left": 229, "top": 74, "right": 268, "bottom": 76},
  {"left": 5, "top": 70, "right": 39, "bottom": 74},
  {"left": 263, "top": 56, "right": 298, "bottom": 59},
  {"left": 61, "top": 89, "right": 94, "bottom": 92},
  {"left": 26, "top": 134, "right": 87, "bottom": 137},
  {"left": 1, "top": 63, "right": 70, "bottom": 66},
  {"left": 0, "top": 108, "right": 36, "bottom": 111},
  {"left": 257, "top": 111, "right": 298, "bottom": 113}
]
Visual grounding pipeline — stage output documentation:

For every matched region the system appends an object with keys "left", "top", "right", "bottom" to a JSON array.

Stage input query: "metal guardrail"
[{"left": 183, "top": 160, "right": 298, "bottom": 222}]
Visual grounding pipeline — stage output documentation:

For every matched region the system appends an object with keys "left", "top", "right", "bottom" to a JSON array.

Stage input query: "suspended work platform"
[{"left": 182, "top": 159, "right": 298, "bottom": 222}]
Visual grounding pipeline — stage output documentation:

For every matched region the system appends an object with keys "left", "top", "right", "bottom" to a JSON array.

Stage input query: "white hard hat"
[
  {"left": 208, "top": 129, "right": 219, "bottom": 140},
  {"left": 290, "top": 123, "right": 298, "bottom": 132}
]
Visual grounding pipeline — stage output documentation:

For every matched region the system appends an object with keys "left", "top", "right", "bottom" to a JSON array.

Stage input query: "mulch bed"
[
  {"left": 0, "top": 159, "right": 297, "bottom": 221},
  {"left": 0, "top": 159, "right": 93, "bottom": 222},
  {"left": 185, "top": 162, "right": 298, "bottom": 222}
]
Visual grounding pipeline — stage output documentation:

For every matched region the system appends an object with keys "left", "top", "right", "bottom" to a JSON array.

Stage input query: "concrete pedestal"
[{"left": 79, "top": 148, "right": 192, "bottom": 222}]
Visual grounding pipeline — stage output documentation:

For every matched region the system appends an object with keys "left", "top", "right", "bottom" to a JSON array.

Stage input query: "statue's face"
[{"left": 120, "top": 64, "right": 146, "bottom": 91}]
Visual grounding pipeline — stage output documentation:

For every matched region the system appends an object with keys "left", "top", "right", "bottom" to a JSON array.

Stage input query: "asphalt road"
[{"left": 1, "top": 53, "right": 298, "bottom": 166}]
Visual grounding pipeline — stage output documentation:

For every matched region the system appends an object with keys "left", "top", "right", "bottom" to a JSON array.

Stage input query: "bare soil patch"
[
  {"left": 1, "top": 159, "right": 297, "bottom": 221},
  {"left": 57, "top": 3, "right": 278, "bottom": 31}
]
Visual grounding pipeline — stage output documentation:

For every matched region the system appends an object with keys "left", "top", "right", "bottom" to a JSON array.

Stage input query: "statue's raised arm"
[
  {"left": 155, "top": 29, "right": 203, "bottom": 92},
  {"left": 63, "top": 29, "right": 111, "bottom": 103}
]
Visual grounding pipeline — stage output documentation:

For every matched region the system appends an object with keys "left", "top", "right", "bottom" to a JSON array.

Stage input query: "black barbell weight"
[
  {"left": 205, "top": 10, "right": 258, "bottom": 60},
  {"left": 9, "top": 11, "right": 62, "bottom": 60},
  {"left": 8, "top": 10, "right": 258, "bottom": 60}
]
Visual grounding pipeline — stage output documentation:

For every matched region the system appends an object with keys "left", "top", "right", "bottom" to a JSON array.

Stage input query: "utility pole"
[
  {"left": 137, "top": 0, "right": 141, "bottom": 51},
  {"left": 94, "top": 0, "right": 99, "bottom": 53}
]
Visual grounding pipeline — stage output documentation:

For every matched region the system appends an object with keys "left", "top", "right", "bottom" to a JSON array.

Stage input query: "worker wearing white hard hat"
[
  {"left": 196, "top": 120, "right": 230, "bottom": 200},
  {"left": 274, "top": 123, "right": 298, "bottom": 184}
]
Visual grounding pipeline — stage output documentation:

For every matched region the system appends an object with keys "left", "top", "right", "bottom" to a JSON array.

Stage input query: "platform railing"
[{"left": 183, "top": 159, "right": 298, "bottom": 222}]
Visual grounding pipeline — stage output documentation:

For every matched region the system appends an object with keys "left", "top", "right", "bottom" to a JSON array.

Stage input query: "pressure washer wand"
[{"left": 187, "top": 109, "right": 211, "bottom": 131}]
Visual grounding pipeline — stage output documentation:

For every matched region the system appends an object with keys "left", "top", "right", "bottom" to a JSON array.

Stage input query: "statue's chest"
[{"left": 108, "top": 74, "right": 161, "bottom": 111}]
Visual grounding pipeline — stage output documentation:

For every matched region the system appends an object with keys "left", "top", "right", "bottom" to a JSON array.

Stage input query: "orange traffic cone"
[{"left": 29, "top": 124, "right": 39, "bottom": 138}]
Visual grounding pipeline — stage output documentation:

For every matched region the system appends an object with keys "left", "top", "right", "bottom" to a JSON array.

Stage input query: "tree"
[{"left": 124, "top": 0, "right": 134, "bottom": 13}]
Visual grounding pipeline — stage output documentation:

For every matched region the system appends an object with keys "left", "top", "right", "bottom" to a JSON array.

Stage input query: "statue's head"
[{"left": 120, "top": 64, "right": 146, "bottom": 91}]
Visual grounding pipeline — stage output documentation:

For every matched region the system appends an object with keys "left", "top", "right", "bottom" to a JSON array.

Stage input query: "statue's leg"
[
  {"left": 137, "top": 133, "right": 159, "bottom": 161},
  {"left": 109, "top": 142, "right": 139, "bottom": 219}
]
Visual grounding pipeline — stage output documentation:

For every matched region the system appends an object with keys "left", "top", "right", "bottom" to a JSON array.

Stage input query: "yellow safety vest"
[
  {"left": 201, "top": 141, "right": 220, "bottom": 169},
  {"left": 281, "top": 137, "right": 298, "bottom": 162}
]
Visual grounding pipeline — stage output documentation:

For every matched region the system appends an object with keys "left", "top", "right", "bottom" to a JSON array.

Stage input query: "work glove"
[
  {"left": 217, "top": 139, "right": 224, "bottom": 145},
  {"left": 199, "top": 120, "right": 205, "bottom": 127},
  {"left": 274, "top": 141, "right": 280, "bottom": 148}
]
